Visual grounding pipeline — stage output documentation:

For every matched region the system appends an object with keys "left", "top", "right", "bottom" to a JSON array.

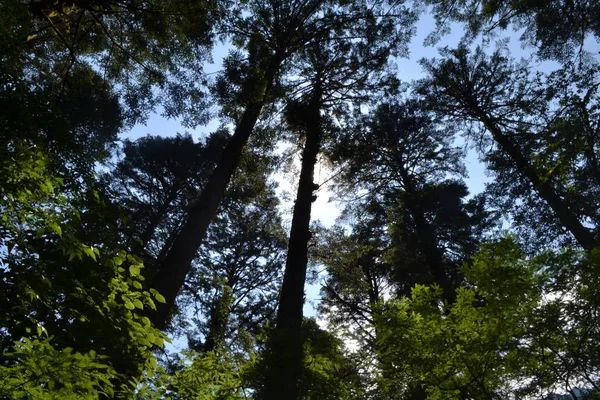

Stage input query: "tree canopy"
[{"left": 2, "top": 1, "right": 600, "bottom": 399}]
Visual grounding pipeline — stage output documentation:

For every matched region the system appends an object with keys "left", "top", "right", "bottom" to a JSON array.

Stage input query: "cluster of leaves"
[
  {"left": 136, "top": 349, "right": 252, "bottom": 400},
  {"left": 0, "top": 339, "right": 117, "bottom": 399},
  {"left": 0, "top": 142, "right": 170, "bottom": 396},
  {"left": 376, "top": 239, "right": 600, "bottom": 399}
]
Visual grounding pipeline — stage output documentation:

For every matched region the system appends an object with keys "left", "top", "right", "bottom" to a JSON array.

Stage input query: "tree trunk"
[
  {"left": 480, "top": 115, "right": 598, "bottom": 251},
  {"left": 148, "top": 57, "right": 282, "bottom": 330},
  {"left": 203, "top": 285, "right": 233, "bottom": 353},
  {"left": 397, "top": 165, "right": 457, "bottom": 303},
  {"left": 264, "top": 86, "right": 322, "bottom": 400}
]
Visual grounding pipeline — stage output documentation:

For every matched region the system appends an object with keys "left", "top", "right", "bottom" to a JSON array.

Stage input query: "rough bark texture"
[
  {"left": 149, "top": 58, "right": 281, "bottom": 330},
  {"left": 264, "top": 86, "right": 322, "bottom": 400},
  {"left": 479, "top": 115, "right": 598, "bottom": 251}
]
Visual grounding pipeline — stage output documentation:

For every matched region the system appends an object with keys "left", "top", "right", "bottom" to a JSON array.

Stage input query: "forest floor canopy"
[{"left": 1, "top": 0, "right": 600, "bottom": 399}]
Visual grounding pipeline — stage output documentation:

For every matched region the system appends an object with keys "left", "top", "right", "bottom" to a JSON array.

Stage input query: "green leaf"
[
  {"left": 82, "top": 246, "right": 97, "bottom": 261},
  {"left": 129, "top": 264, "right": 140, "bottom": 276},
  {"left": 133, "top": 299, "right": 143, "bottom": 310},
  {"left": 155, "top": 293, "right": 166, "bottom": 304},
  {"left": 49, "top": 222, "right": 62, "bottom": 237}
]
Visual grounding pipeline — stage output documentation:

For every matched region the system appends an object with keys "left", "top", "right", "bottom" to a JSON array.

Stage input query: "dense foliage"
[{"left": 1, "top": 0, "right": 599, "bottom": 399}]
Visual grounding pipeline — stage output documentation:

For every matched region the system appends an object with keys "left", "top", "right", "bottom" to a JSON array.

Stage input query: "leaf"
[
  {"left": 129, "top": 264, "right": 140, "bottom": 276},
  {"left": 82, "top": 246, "right": 97, "bottom": 261},
  {"left": 48, "top": 222, "right": 62, "bottom": 237},
  {"left": 133, "top": 299, "right": 144, "bottom": 310},
  {"left": 124, "top": 301, "right": 135, "bottom": 310},
  {"left": 155, "top": 293, "right": 166, "bottom": 304}
]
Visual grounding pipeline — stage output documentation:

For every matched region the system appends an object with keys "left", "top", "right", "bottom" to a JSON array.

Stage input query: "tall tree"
[
  {"left": 330, "top": 99, "right": 491, "bottom": 300},
  {"left": 102, "top": 132, "right": 285, "bottom": 347},
  {"left": 102, "top": 133, "right": 227, "bottom": 262},
  {"left": 183, "top": 183, "right": 287, "bottom": 354},
  {"left": 313, "top": 98, "right": 492, "bottom": 398},
  {"left": 418, "top": 46, "right": 600, "bottom": 250},
  {"left": 266, "top": 79, "right": 324, "bottom": 400},
  {"left": 315, "top": 208, "right": 395, "bottom": 398},
  {"left": 259, "top": 2, "right": 417, "bottom": 394},
  {"left": 149, "top": 0, "right": 330, "bottom": 329},
  {"left": 149, "top": 0, "right": 415, "bottom": 331}
]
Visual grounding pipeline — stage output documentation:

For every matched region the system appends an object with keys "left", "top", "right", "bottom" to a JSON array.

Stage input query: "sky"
[
  {"left": 122, "top": 12, "right": 477, "bottom": 224},
  {"left": 121, "top": 7, "right": 600, "bottom": 331}
]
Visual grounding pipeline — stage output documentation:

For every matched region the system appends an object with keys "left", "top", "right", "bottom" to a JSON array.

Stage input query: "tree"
[
  {"left": 102, "top": 133, "right": 228, "bottom": 264},
  {"left": 148, "top": 0, "right": 332, "bottom": 329},
  {"left": 3, "top": 0, "right": 217, "bottom": 127},
  {"left": 311, "top": 98, "right": 493, "bottom": 398},
  {"left": 0, "top": 9, "right": 181, "bottom": 390},
  {"left": 0, "top": 133, "right": 167, "bottom": 398},
  {"left": 148, "top": 0, "right": 415, "bottom": 332},
  {"left": 418, "top": 46, "right": 600, "bottom": 251},
  {"left": 102, "top": 132, "right": 286, "bottom": 352},
  {"left": 376, "top": 238, "right": 600, "bottom": 399},
  {"left": 183, "top": 181, "right": 287, "bottom": 354},
  {"left": 329, "top": 99, "right": 492, "bottom": 301},
  {"left": 315, "top": 210, "right": 396, "bottom": 398},
  {"left": 4, "top": 1, "right": 600, "bottom": 398},
  {"left": 259, "top": 3, "right": 416, "bottom": 396}
]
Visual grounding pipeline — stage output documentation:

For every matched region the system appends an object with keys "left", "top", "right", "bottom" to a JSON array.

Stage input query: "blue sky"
[{"left": 121, "top": 9, "right": 600, "bottom": 325}]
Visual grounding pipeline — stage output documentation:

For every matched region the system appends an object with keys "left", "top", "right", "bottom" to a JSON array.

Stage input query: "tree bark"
[
  {"left": 149, "top": 57, "right": 282, "bottom": 330},
  {"left": 479, "top": 115, "right": 598, "bottom": 251},
  {"left": 264, "top": 86, "right": 322, "bottom": 400}
]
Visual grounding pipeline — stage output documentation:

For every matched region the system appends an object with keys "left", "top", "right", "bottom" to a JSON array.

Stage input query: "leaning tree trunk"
[
  {"left": 478, "top": 113, "right": 598, "bottom": 251},
  {"left": 148, "top": 57, "right": 282, "bottom": 330},
  {"left": 264, "top": 86, "right": 322, "bottom": 400}
]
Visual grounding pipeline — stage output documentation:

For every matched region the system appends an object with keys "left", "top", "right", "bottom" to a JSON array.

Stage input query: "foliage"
[
  {"left": 183, "top": 181, "right": 287, "bottom": 352},
  {"left": 377, "top": 238, "right": 600, "bottom": 399},
  {"left": 136, "top": 350, "right": 252, "bottom": 400},
  {"left": 421, "top": 0, "right": 600, "bottom": 61},
  {"left": 1, "top": 0, "right": 217, "bottom": 128},
  {"left": 252, "top": 318, "right": 363, "bottom": 400},
  {"left": 0, "top": 339, "right": 117, "bottom": 399},
  {"left": 0, "top": 144, "right": 167, "bottom": 397},
  {"left": 103, "top": 132, "right": 229, "bottom": 258},
  {"left": 2, "top": 0, "right": 600, "bottom": 398},
  {"left": 418, "top": 45, "right": 600, "bottom": 250}
]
